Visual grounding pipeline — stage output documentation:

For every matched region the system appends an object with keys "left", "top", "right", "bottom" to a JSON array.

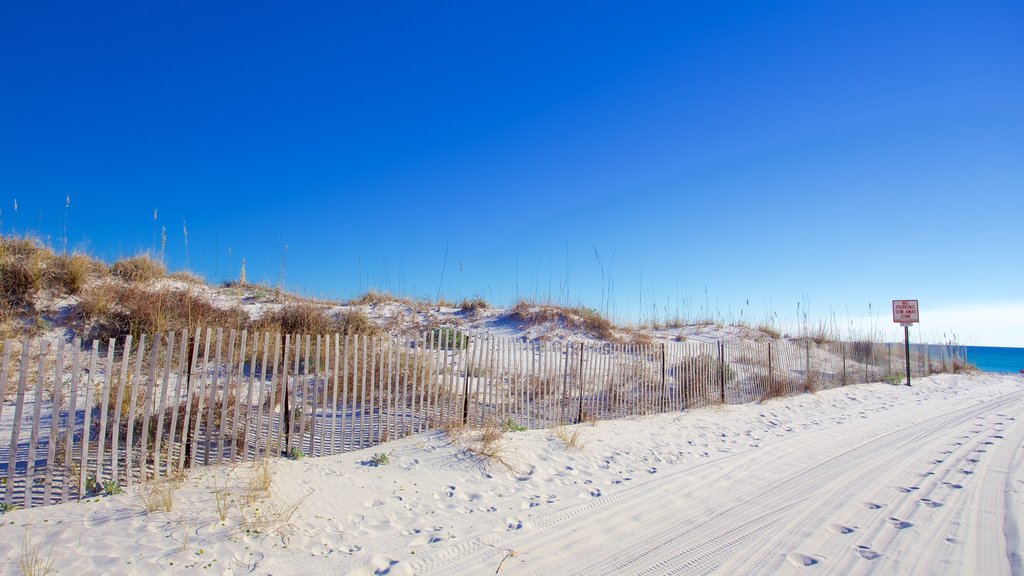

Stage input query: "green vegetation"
[
  {"left": 427, "top": 327, "right": 469, "bottom": 349},
  {"left": 501, "top": 417, "right": 527, "bottom": 432}
]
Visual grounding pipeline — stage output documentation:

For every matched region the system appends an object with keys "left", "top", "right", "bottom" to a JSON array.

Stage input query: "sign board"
[{"left": 892, "top": 299, "right": 919, "bottom": 324}]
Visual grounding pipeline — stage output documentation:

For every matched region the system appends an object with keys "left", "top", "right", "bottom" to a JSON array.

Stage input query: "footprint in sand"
[
  {"left": 960, "top": 470, "right": 974, "bottom": 475},
  {"left": 859, "top": 502, "right": 885, "bottom": 510},
  {"left": 855, "top": 546, "right": 881, "bottom": 560},
  {"left": 942, "top": 482, "right": 964, "bottom": 490},
  {"left": 785, "top": 553, "right": 822, "bottom": 567},
  {"left": 647, "top": 467, "right": 658, "bottom": 474},
  {"left": 919, "top": 498, "right": 944, "bottom": 508},
  {"left": 891, "top": 486, "right": 918, "bottom": 493},
  {"left": 506, "top": 518, "right": 524, "bottom": 531},
  {"left": 580, "top": 488, "right": 602, "bottom": 498},
  {"left": 888, "top": 517, "right": 913, "bottom": 529},
  {"left": 946, "top": 536, "right": 964, "bottom": 545},
  {"left": 363, "top": 498, "right": 387, "bottom": 508},
  {"left": 826, "top": 524, "right": 856, "bottom": 535}
]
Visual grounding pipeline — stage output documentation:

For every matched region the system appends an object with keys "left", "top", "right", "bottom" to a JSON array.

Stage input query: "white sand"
[{"left": 1, "top": 372, "right": 1021, "bottom": 575}]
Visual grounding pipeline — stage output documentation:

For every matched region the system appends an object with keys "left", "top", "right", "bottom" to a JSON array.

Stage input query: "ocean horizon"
[{"left": 962, "top": 345, "right": 1024, "bottom": 374}]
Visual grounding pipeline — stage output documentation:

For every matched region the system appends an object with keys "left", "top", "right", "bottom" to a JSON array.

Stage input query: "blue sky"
[{"left": 2, "top": 1, "right": 1022, "bottom": 346}]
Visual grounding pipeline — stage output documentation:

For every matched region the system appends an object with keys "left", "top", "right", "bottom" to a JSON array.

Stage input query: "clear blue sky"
[{"left": 2, "top": 1, "right": 1022, "bottom": 346}]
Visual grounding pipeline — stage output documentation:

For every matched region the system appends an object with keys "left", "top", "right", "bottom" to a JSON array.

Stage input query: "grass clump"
[
  {"left": 347, "top": 290, "right": 410, "bottom": 307},
  {"left": 508, "top": 300, "right": 614, "bottom": 340},
  {"left": 254, "top": 303, "right": 379, "bottom": 336},
  {"left": 553, "top": 425, "right": 584, "bottom": 449},
  {"left": 139, "top": 479, "right": 178, "bottom": 513},
  {"left": 367, "top": 452, "right": 390, "bottom": 466},
  {"left": 757, "top": 324, "right": 781, "bottom": 339},
  {"left": 501, "top": 417, "right": 527, "bottom": 432},
  {"left": 0, "top": 236, "right": 49, "bottom": 308},
  {"left": 240, "top": 496, "right": 302, "bottom": 537},
  {"left": 111, "top": 254, "right": 166, "bottom": 283},
  {"left": 286, "top": 447, "right": 305, "bottom": 460},
  {"left": 102, "top": 479, "right": 123, "bottom": 495},
  {"left": 474, "top": 418, "right": 514, "bottom": 470},
  {"left": 19, "top": 529, "right": 57, "bottom": 576},
  {"left": 883, "top": 373, "right": 906, "bottom": 385},
  {"left": 51, "top": 253, "right": 103, "bottom": 295},
  {"left": 212, "top": 478, "right": 231, "bottom": 522},
  {"left": 79, "top": 283, "right": 248, "bottom": 341},
  {"left": 459, "top": 297, "right": 489, "bottom": 315}
]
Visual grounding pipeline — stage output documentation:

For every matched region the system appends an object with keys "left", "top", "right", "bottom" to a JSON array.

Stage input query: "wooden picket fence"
[{"left": 0, "top": 328, "right": 955, "bottom": 509}]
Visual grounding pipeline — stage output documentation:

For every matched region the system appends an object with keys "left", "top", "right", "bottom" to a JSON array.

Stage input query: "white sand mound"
[{"left": 2, "top": 372, "right": 1021, "bottom": 575}]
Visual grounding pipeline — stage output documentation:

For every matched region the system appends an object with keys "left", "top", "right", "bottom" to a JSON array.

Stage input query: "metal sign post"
[{"left": 892, "top": 300, "right": 919, "bottom": 386}]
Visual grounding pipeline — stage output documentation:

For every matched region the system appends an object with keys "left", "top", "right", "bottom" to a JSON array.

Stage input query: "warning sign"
[{"left": 892, "top": 300, "right": 919, "bottom": 324}]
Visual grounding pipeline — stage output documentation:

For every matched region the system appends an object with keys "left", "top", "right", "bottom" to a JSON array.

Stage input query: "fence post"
[
  {"left": 560, "top": 342, "right": 570, "bottom": 424},
  {"left": 841, "top": 343, "right": 847, "bottom": 385},
  {"left": 718, "top": 341, "right": 725, "bottom": 404},
  {"left": 461, "top": 337, "right": 472, "bottom": 425},
  {"left": 182, "top": 336, "right": 196, "bottom": 468},
  {"left": 805, "top": 339, "right": 810, "bottom": 393},
  {"left": 576, "top": 342, "right": 585, "bottom": 423},
  {"left": 660, "top": 343, "right": 666, "bottom": 413},
  {"left": 767, "top": 340, "right": 773, "bottom": 390}
]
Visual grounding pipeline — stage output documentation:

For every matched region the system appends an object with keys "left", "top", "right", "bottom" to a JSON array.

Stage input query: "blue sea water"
[{"left": 963, "top": 346, "right": 1024, "bottom": 374}]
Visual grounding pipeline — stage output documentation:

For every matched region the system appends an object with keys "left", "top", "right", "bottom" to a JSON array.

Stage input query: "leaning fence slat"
[
  {"left": 95, "top": 340, "right": 115, "bottom": 484},
  {"left": 43, "top": 339, "right": 66, "bottom": 505},
  {"left": 254, "top": 333, "right": 270, "bottom": 459},
  {"left": 330, "top": 334, "right": 340, "bottom": 455},
  {"left": 78, "top": 342, "right": 99, "bottom": 498},
  {"left": 368, "top": 335, "right": 378, "bottom": 446},
  {"left": 205, "top": 328, "right": 223, "bottom": 465},
  {"left": 300, "top": 334, "right": 310, "bottom": 455},
  {"left": 240, "top": 330, "right": 256, "bottom": 461},
  {"left": 61, "top": 339, "right": 82, "bottom": 500},
  {"left": 357, "top": 335, "right": 367, "bottom": 450},
  {"left": 5, "top": 341, "right": 31, "bottom": 505},
  {"left": 26, "top": 341, "right": 51, "bottom": 506},
  {"left": 167, "top": 330, "right": 188, "bottom": 473},
  {"left": 318, "top": 334, "right": 329, "bottom": 456},
  {"left": 216, "top": 329, "right": 235, "bottom": 464},
  {"left": 232, "top": 330, "right": 249, "bottom": 462},
  {"left": 138, "top": 335, "right": 160, "bottom": 482},
  {"left": 110, "top": 335, "right": 132, "bottom": 482},
  {"left": 0, "top": 340, "right": 11, "bottom": 437},
  {"left": 267, "top": 333, "right": 281, "bottom": 457},
  {"left": 152, "top": 332, "right": 174, "bottom": 477},
  {"left": 340, "top": 334, "right": 351, "bottom": 453},
  {"left": 289, "top": 334, "right": 301, "bottom": 454},
  {"left": 395, "top": 335, "right": 403, "bottom": 437},
  {"left": 311, "top": 334, "right": 321, "bottom": 457},
  {"left": 188, "top": 329, "right": 212, "bottom": 470}
]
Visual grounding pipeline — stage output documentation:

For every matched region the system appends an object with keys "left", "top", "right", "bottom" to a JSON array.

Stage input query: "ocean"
[{"left": 963, "top": 346, "right": 1024, "bottom": 374}]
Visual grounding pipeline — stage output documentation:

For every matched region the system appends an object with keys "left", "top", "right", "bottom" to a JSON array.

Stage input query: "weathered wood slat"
[
  {"left": 63, "top": 337, "right": 82, "bottom": 499},
  {"left": 111, "top": 335, "right": 133, "bottom": 482},
  {"left": 5, "top": 341, "right": 31, "bottom": 505},
  {"left": 95, "top": 340, "right": 115, "bottom": 484},
  {"left": 80, "top": 342, "right": 99, "bottom": 497},
  {"left": 43, "top": 339, "right": 65, "bottom": 505},
  {"left": 26, "top": 341, "right": 51, "bottom": 506}
]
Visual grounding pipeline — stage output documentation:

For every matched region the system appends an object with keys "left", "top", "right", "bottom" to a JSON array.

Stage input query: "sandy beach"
[{"left": 2, "top": 371, "right": 1021, "bottom": 575}]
